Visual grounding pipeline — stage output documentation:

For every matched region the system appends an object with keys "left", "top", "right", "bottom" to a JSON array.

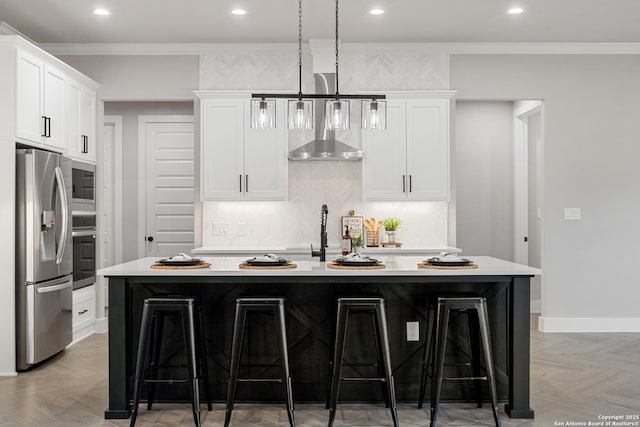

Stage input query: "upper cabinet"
[
  {"left": 363, "top": 94, "right": 452, "bottom": 201},
  {"left": 66, "top": 78, "right": 97, "bottom": 162},
  {"left": 15, "top": 48, "right": 66, "bottom": 150},
  {"left": 5, "top": 37, "right": 99, "bottom": 162},
  {"left": 198, "top": 93, "right": 287, "bottom": 201}
]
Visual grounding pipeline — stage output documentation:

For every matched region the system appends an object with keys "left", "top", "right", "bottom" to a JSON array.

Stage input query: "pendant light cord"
[
  {"left": 298, "top": 0, "right": 303, "bottom": 98},
  {"left": 335, "top": 0, "right": 340, "bottom": 96}
]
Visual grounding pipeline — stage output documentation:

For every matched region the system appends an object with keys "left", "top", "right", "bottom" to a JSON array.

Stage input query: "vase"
[
  {"left": 366, "top": 230, "right": 379, "bottom": 247},
  {"left": 353, "top": 246, "right": 363, "bottom": 254},
  {"left": 386, "top": 230, "right": 396, "bottom": 243}
]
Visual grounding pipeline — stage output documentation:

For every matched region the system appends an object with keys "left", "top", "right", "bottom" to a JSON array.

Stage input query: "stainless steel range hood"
[{"left": 288, "top": 73, "right": 363, "bottom": 161}]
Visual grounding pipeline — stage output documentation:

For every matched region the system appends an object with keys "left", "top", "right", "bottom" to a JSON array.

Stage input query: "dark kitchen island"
[{"left": 100, "top": 255, "right": 539, "bottom": 420}]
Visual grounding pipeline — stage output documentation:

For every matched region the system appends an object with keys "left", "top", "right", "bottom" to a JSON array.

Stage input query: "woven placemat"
[
  {"left": 327, "top": 262, "right": 386, "bottom": 270},
  {"left": 417, "top": 262, "right": 478, "bottom": 270},
  {"left": 150, "top": 262, "right": 211, "bottom": 270},
  {"left": 239, "top": 263, "right": 298, "bottom": 270}
]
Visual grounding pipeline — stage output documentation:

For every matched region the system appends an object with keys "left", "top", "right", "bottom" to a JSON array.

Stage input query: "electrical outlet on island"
[{"left": 406, "top": 321, "right": 420, "bottom": 341}]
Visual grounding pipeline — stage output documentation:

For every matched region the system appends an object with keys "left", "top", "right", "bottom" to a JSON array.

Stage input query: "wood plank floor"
[{"left": 1, "top": 315, "right": 639, "bottom": 426}]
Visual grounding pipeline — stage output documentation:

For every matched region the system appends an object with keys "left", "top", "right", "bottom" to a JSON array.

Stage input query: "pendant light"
[
  {"left": 287, "top": 0, "right": 313, "bottom": 131},
  {"left": 250, "top": 98, "right": 276, "bottom": 129},
  {"left": 250, "top": 0, "right": 386, "bottom": 130},
  {"left": 361, "top": 99, "right": 387, "bottom": 130}
]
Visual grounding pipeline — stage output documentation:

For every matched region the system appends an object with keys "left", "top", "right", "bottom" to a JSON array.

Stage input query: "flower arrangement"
[{"left": 383, "top": 218, "right": 401, "bottom": 231}]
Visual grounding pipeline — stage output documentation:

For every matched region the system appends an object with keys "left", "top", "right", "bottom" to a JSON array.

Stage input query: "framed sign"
[{"left": 341, "top": 215, "right": 363, "bottom": 239}]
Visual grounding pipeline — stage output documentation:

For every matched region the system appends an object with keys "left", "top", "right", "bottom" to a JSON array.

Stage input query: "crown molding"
[
  {"left": 39, "top": 41, "right": 640, "bottom": 56},
  {"left": 0, "top": 22, "right": 37, "bottom": 45},
  {"left": 40, "top": 43, "right": 298, "bottom": 56}
]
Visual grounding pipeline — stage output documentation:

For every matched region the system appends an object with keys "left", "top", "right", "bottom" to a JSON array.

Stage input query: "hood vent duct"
[{"left": 288, "top": 73, "right": 363, "bottom": 161}]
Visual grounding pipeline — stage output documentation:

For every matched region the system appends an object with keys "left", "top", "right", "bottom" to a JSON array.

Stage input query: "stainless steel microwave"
[{"left": 71, "top": 161, "right": 95, "bottom": 211}]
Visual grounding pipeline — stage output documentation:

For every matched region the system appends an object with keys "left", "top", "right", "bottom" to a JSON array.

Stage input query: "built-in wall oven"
[{"left": 71, "top": 161, "right": 96, "bottom": 290}]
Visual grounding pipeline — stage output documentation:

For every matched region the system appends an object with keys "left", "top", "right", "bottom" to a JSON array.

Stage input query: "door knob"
[{"left": 147, "top": 236, "right": 154, "bottom": 242}]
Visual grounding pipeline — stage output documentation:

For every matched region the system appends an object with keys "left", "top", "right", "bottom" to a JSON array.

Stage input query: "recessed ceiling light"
[
  {"left": 507, "top": 7, "right": 524, "bottom": 15},
  {"left": 231, "top": 9, "right": 247, "bottom": 16},
  {"left": 93, "top": 8, "right": 110, "bottom": 16},
  {"left": 369, "top": 8, "right": 385, "bottom": 15}
]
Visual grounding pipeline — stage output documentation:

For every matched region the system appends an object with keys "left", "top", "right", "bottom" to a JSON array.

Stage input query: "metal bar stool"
[
  {"left": 327, "top": 297, "right": 399, "bottom": 427},
  {"left": 224, "top": 297, "right": 295, "bottom": 427},
  {"left": 418, "top": 296, "right": 501, "bottom": 427},
  {"left": 130, "top": 296, "right": 212, "bottom": 427}
]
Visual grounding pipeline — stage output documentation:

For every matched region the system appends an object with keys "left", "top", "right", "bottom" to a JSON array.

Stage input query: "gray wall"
[
  {"left": 455, "top": 101, "right": 514, "bottom": 261},
  {"left": 58, "top": 55, "right": 199, "bottom": 101},
  {"left": 452, "top": 54, "right": 640, "bottom": 328},
  {"left": 104, "top": 102, "right": 194, "bottom": 261}
]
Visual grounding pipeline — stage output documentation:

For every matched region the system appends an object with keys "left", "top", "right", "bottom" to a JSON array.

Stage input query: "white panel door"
[
  {"left": 43, "top": 64, "right": 66, "bottom": 150},
  {"left": 363, "top": 100, "right": 407, "bottom": 200},
  {"left": 143, "top": 119, "right": 195, "bottom": 258},
  {"left": 244, "top": 99, "right": 287, "bottom": 200},
  {"left": 15, "top": 48, "right": 44, "bottom": 144},
  {"left": 406, "top": 99, "right": 450, "bottom": 200},
  {"left": 201, "top": 99, "right": 244, "bottom": 200}
]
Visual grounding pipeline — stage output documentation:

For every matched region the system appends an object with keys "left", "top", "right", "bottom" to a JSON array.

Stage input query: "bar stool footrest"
[
  {"left": 237, "top": 378, "right": 284, "bottom": 383},
  {"left": 145, "top": 378, "right": 192, "bottom": 384},
  {"left": 340, "top": 377, "right": 386, "bottom": 382},
  {"left": 443, "top": 376, "right": 488, "bottom": 381}
]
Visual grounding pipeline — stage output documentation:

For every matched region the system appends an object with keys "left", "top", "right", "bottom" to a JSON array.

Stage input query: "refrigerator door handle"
[
  {"left": 36, "top": 280, "right": 73, "bottom": 294},
  {"left": 54, "top": 166, "right": 69, "bottom": 265}
]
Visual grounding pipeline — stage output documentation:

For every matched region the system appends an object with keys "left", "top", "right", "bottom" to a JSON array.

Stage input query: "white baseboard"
[
  {"left": 530, "top": 299, "right": 541, "bottom": 313},
  {"left": 95, "top": 316, "right": 108, "bottom": 333},
  {"left": 0, "top": 371, "right": 18, "bottom": 377},
  {"left": 539, "top": 316, "right": 640, "bottom": 333},
  {"left": 70, "top": 325, "right": 95, "bottom": 346}
]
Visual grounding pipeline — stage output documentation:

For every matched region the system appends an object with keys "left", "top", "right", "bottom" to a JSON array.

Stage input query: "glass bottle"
[{"left": 341, "top": 225, "right": 352, "bottom": 255}]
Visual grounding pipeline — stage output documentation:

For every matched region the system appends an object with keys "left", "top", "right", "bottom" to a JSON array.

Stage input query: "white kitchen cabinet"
[
  {"left": 363, "top": 96, "right": 451, "bottom": 201},
  {"left": 66, "top": 78, "right": 97, "bottom": 162},
  {"left": 72, "top": 284, "right": 96, "bottom": 343},
  {"left": 199, "top": 95, "right": 287, "bottom": 200},
  {"left": 15, "top": 48, "right": 66, "bottom": 150}
]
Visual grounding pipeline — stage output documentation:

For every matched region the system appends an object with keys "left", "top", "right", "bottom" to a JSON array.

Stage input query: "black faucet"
[{"left": 311, "top": 204, "right": 329, "bottom": 261}]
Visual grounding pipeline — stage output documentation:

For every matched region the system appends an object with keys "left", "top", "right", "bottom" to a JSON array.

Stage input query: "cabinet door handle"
[
  {"left": 402, "top": 175, "right": 406, "bottom": 193},
  {"left": 245, "top": 175, "right": 248, "bottom": 192},
  {"left": 81, "top": 135, "right": 88, "bottom": 153},
  {"left": 41, "top": 116, "right": 47, "bottom": 137},
  {"left": 46, "top": 117, "right": 51, "bottom": 137},
  {"left": 78, "top": 309, "right": 89, "bottom": 315},
  {"left": 409, "top": 175, "right": 412, "bottom": 193},
  {"left": 239, "top": 174, "right": 243, "bottom": 192}
]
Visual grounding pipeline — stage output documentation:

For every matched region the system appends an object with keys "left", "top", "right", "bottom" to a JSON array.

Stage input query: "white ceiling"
[{"left": 1, "top": 0, "right": 640, "bottom": 44}]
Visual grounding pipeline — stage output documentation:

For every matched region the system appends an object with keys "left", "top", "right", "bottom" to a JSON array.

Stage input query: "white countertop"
[
  {"left": 99, "top": 256, "right": 541, "bottom": 277},
  {"left": 191, "top": 245, "right": 462, "bottom": 256}
]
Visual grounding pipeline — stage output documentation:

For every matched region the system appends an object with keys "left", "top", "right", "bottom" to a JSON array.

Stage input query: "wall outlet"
[
  {"left": 406, "top": 321, "right": 420, "bottom": 342},
  {"left": 564, "top": 207, "right": 581, "bottom": 221},
  {"left": 237, "top": 222, "right": 247, "bottom": 237},
  {"left": 213, "top": 222, "right": 230, "bottom": 236}
]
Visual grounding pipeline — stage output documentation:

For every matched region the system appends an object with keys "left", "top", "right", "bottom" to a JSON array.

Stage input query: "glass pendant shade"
[
  {"left": 361, "top": 99, "right": 387, "bottom": 130},
  {"left": 287, "top": 99, "right": 313, "bottom": 130},
  {"left": 250, "top": 99, "right": 276, "bottom": 129},
  {"left": 325, "top": 99, "right": 350, "bottom": 130}
]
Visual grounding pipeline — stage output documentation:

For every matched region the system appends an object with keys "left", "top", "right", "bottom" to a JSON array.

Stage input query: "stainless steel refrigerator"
[{"left": 16, "top": 148, "right": 73, "bottom": 371}]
